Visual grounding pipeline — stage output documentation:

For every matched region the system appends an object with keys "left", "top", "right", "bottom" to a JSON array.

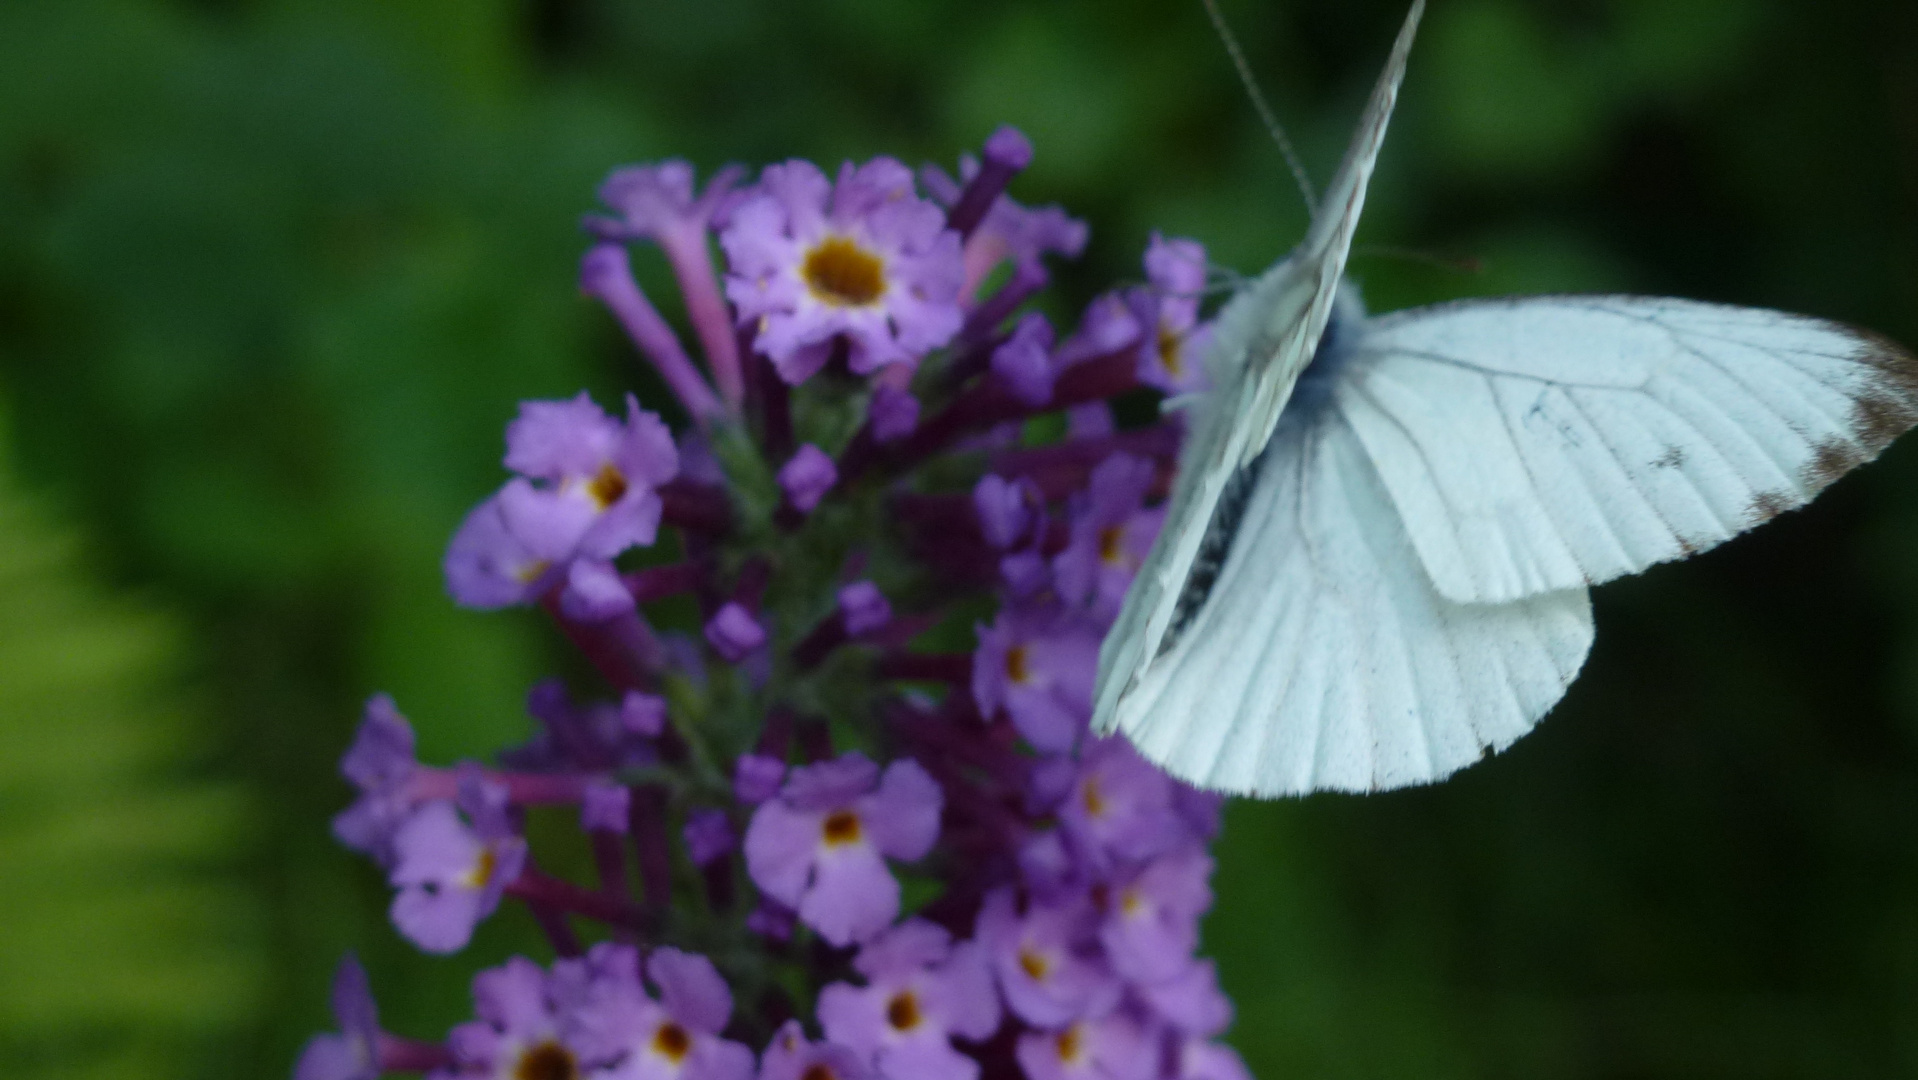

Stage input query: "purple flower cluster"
[{"left": 299, "top": 128, "right": 1248, "bottom": 1080}]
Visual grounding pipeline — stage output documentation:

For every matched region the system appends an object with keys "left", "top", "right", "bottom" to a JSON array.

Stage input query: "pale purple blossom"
[
  {"left": 438, "top": 957, "right": 594, "bottom": 1080},
  {"left": 317, "top": 135, "right": 1258, "bottom": 1080},
  {"left": 976, "top": 887, "right": 1119, "bottom": 1028},
  {"left": 722, "top": 158, "right": 964, "bottom": 383},
  {"left": 1051, "top": 454, "right": 1165, "bottom": 620},
  {"left": 758, "top": 1021, "right": 873, "bottom": 1080},
  {"left": 388, "top": 794, "right": 526, "bottom": 955},
  {"left": 442, "top": 495, "right": 557, "bottom": 611},
  {"left": 1136, "top": 959, "right": 1232, "bottom": 1038},
  {"left": 1014, "top": 1010, "right": 1153, "bottom": 1080},
  {"left": 1057, "top": 738, "right": 1194, "bottom": 874},
  {"left": 972, "top": 607, "right": 1100, "bottom": 753},
  {"left": 567, "top": 945, "right": 756, "bottom": 1080},
  {"left": 446, "top": 393, "right": 679, "bottom": 618},
  {"left": 333, "top": 695, "right": 421, "bottom": 866},
  {"left": 817, "top": 920, "right": 1000, "bottom": 1080},
  {"left": 743, "top": 753, "right": 942, "bottom": 946},
  {"left": 1098, "top": 849, "right": 1213, "bottom": 986},
  {"left": 1175, "top": 1040, "right": 1254, "bottom": 1080},
  {"left": 1131, "top": 234, "right": 1212, "bottom": 395},
  {"left": 1055, "top": 294, "right": 1144, "bottom": 369},
  {"left": 294, "top": 955, "right": 380, "bottom": 1080},
  {"left": 972, "top": 474, "right": 1043, "bottom": 551}
]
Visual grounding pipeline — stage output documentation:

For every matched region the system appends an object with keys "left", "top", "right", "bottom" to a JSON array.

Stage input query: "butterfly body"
[{"left": 1091, "top": 0, "right": 1918, "bottom": 796}]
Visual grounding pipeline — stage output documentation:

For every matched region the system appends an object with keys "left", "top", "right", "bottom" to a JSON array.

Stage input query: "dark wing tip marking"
[
  {"left": 1747, "top": 325, "right": 1914, "bottom": 524},
  {"left": 1803, "top": 436, "right": 1866, "bottom": 491},
  {"left": 1747, "top": 490, "right": 1794, "bottom": 526},
  {"left": 1849, "top": 326, "right": 1918, "bottom": 453}
]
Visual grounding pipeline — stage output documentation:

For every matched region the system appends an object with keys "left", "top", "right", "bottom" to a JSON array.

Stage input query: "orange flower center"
[
  {"left": 652, "top": 1022, "right": 692, "bottom": 1063},
  {"left": 801, "top": 1066, "right": 839, "bottom": 1080},
  {"left": 1018, "top": 947, "right": 1051, "bottom": 981},
  {"left": 462, "top": 847, "right": 498, "bottom": 889},
  {"left": 804, "top": 236, "right": 887, "bottom": 307},
  {"left": 588, "top": 463, "right": 629, "bottom": 509},
  {"left": 822, "top": 809, "right": 863, "bottom": 846},
  {"left": 1056, "top": 1024, "right": 1086, "bottom": 1064},
  {"left": 886, "top": 990, "right": 922, "bottom": 1031},
  {"left": 1157, "top": 323, "right": 1184, "bottom": 376},
  {"left": 1005, "top": 644, "right": 1031, "bottom": 684},
  {"left": 515, "top": 1040, "right": 580, "bottom": 1080},
  {"left": 1081, "top": 777, "right": 1107, "bottom": 818},
  {"left": 1097, "top": 525, "right": 1127, "bottom": 565}
]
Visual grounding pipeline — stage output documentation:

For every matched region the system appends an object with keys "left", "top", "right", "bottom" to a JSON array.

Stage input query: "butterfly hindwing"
[
  {"left": 1340, "top": 296, "right": 1918, "bottom": 604},
  {"left": 1116, "top": 410, "right": 1595, "bottom": 796}
]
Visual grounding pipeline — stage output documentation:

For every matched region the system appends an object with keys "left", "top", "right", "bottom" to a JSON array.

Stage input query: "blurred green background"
[{"left": 1, "top": 0, "right": 1915, "bottom": 1076}]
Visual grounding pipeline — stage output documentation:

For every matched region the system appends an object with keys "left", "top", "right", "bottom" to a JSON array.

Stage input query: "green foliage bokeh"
[{"left": 0, "top": 0, "right": 1915, "bottom": 1076}]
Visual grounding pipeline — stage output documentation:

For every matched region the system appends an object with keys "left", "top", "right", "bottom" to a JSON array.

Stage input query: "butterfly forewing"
[
  {"left": 1091, "top": 0, "right": 1424, "bottom": 737},
  {"left": 1341, "top": 296, "right": 1918, "bottom": 604}
]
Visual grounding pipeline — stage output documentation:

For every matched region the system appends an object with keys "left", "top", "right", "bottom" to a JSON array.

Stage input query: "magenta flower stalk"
[
  {"left": 581, "top": 243, "right": 727, "bottom": 423},
  {"left": 594, "top": 161, "right": 749, "bottom": 409},
  {"left": 298, "top": 130, "right": 1253, "bottom": 1080}
]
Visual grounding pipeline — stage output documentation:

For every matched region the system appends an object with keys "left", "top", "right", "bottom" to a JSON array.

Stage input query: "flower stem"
[
  {"left": 507, "top": 867, "right": 651, "bottom": 931},
  {"left": 378, "top": 1035, "right": 452, "bottom": 1074}
]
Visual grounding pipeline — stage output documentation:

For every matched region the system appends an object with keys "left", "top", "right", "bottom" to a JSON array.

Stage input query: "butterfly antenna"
[
  {"left": 1201, "top": 0, "right": 1316, "bottom": 210},
  {"left": 1352, "top": 244, "right": 1486, "bottom": 276}
]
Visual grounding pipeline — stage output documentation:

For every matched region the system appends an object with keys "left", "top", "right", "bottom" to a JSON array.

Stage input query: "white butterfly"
[{"left": 1091, "top": 0, "right": 1918, "bottom": 796}]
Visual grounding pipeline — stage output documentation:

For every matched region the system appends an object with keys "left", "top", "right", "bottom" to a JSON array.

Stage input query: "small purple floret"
[
  {"left": 838, "top": 580, "right": 892, "bottom": 636},
  {"left": 991, "top": 312, "right": 1057, "bottom": 407},
  {"left": 293, "top": 954, "right": 381, "bottom": 1080},
  {"left": 683, "top": 808, "right": 737, "bottom": 867},
  {"left": 621, "top": 690, "right": 668, "bottom": 736},
  {"left": 333, "top": 695, "right": 422, "bottom": 866},
  {"left": 733, "top": 753, "right": 787, "bottom": 805},
  {"left": 868, "top": 384, "right": 921, "bottom": 442},
  {"left": 779, "top": 443, "right": 838, "bottom": 513},
  {"left": 581, "top": 782, "right": 632, "bottom": 833},
  {"left": 705, "top": 603, "right": 767, "bottom": 662}
]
